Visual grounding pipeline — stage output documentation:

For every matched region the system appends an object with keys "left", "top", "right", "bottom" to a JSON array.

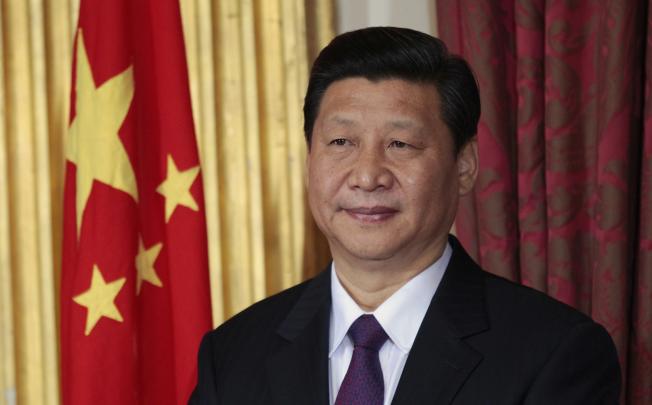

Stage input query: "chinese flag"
[{"left": 60, "top": 0, "right": 212, "bottom": 404}]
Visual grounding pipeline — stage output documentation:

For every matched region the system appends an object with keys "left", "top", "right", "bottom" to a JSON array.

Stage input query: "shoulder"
[
  {"left": 479, "top": 273, "right": 620, "bottom": 400},
  {"left": 481, "top": 270, "right": 593, "bottom": 330},
  {"left": 190, "top": 273, "right": 329, "bottom": 404},
  {"left": 442, "top": 241, "right": 620, "bottom": 400},
  {"left": 202, "top": 275, "right": 315, "bottom": 349},
  {"left": 446, "top": 236, "right": 596, "bottom": 335},
  {"left": 198, "top": 267, "right": 333, "bottom": 364},
  {"left": 469, "top": 267, "right": 619, "bottom": 398},
  {"left": 445, "top": 237, "right": 619, "bottom": 390},
  {"left": 483, "top": 270, "right": 617, "bottom": 355}
]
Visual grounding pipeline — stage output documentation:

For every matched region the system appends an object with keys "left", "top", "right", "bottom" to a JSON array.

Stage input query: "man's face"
[{"left": 306, "top": 78, "right": 477, "bottom": 268}]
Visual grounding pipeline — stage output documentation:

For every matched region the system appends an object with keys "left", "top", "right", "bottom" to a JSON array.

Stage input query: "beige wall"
[{"left": 335, "top": 0, "right": 437, "bottom": 35}]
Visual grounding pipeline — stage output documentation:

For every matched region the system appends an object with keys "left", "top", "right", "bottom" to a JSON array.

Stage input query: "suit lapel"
[
  {"left": 266, "top": 269, "right": 331, "bottom": 405},
  {"left": 265, "top": 237, "right": 489, "bottom": 405},
  {"left": 391, "top": 237, "right": 489, "bottom": 405}
]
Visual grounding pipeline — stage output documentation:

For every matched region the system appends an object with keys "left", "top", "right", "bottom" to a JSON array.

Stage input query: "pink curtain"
[{"left": 437, "top": 1, "right": 652, "bottom": 403}]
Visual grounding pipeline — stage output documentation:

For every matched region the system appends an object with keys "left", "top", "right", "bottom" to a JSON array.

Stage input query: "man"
[{"left": 190, "top": 27, "right": 620, "bottom": 404}]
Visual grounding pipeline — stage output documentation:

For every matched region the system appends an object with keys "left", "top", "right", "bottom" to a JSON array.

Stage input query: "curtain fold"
[
  {"left": 0, "top": 0, "right": 334, "bottom": 403},
  {"left": 0, "top": 0, "right": 74, "bottom": 404},
  {"left": 631, "top": 3, "right": 652, "bottom": 399},
  {"left": 437, "top": 1, "right": 651, "bottom": 403},
  {"left": 180, "top": 0, "right": 333, "bottom": 325}
]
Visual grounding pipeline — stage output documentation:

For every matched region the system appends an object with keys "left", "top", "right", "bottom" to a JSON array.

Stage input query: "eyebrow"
[
  {"left": 387, "top": 120, "right": 416, "bottom": 130},
  {"left": 325, "top": 116, "right": 356, "bottom": 126},
  {"left": 324, "top": 116, "right": 417, "bottom": 129}
]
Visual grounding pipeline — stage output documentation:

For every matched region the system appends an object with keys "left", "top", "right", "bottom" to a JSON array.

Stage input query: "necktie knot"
[{"left": 348, "top": 314, "right": 388, "bottom": 351}]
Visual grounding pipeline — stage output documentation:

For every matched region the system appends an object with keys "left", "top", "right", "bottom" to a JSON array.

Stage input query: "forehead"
[{"left": 316, "top": 77, "right": 442, "bottom": 125}]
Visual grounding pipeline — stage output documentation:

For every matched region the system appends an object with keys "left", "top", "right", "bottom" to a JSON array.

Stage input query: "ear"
[{"left": 457, "top": 137, "right": 478, "bottom": 196}]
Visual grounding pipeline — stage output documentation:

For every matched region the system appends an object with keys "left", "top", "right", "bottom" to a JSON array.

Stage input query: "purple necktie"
[{"left": 335, "top": 314, "right": 389, "bottom": 405}]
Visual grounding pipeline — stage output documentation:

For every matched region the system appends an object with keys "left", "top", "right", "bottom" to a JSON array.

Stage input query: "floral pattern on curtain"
[{"left": 436, "top": 1, "right": 652, "bottom": 403}]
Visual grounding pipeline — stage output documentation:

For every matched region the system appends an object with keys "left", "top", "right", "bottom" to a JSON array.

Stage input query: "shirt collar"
[{"left": 329, "top": 243, "right": 452, "bottom": 357}]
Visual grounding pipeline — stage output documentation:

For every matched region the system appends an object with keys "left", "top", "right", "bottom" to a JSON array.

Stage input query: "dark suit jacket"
[{"left": 189, "top": 237, "right": 620, "bottom": 404}]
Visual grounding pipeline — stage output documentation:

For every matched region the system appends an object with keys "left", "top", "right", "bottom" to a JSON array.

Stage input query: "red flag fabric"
[{"left": 60, "top": 0, "right": 212, "bottom": 404}]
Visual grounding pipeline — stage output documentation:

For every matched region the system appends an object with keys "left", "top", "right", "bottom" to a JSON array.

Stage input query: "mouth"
[{"left": 343, "top": 206, "right": 399, "bottom": 223}]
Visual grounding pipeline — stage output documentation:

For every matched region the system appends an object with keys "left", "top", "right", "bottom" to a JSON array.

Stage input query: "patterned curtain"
[{"left": 436, "top": 1, "right": 651, "bottom": 404}]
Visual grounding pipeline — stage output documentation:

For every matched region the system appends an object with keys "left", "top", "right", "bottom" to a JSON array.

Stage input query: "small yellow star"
[
  {"left": 136, "top": 238, "right": 163, "bottom": 295},
  {"left": 66, "top": 29, "right": 138, "bottom": 236},
  {"left": 156, "top": 154, "right": 200, "bottom": 222},
  {"left": 73, "top": 265, "right": 126, "bottom": 336}
]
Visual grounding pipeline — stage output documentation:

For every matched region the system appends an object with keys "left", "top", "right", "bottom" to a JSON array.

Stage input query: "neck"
[{"left": 332, "top": 242, "right": 446, "bottom": 311}]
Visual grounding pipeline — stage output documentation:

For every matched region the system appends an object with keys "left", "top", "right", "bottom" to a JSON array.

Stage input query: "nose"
[{"left": 347, "top": 146, "right": 394, "bottom": 191}]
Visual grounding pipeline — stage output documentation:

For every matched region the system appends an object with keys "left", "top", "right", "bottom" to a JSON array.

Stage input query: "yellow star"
[
  {"left": 156, "top": 154, "right": 200, "bottom": 222},
  {"left": 73, "top": 265, "right": 126, "bottom": 336},
  {"left": 66, "top": 29, "right": 138, "bottom": 236},
  {"left": 136, "top": 238, "right": 163, "bottom": 295}
]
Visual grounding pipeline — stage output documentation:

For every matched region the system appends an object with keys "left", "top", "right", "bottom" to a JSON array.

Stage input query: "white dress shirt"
[{"left": 328, "top": 243, "right": 452, "bottom": 405}]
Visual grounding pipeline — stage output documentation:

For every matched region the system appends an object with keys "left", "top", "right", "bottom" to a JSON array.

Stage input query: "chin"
[{"left": 336, "top": 239, "right": 402, "bottom": 262}]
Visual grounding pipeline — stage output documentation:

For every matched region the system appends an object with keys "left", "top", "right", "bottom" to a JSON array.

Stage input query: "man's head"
[{"left": 304, "top": 27, "right": 480, "bottom": 272}]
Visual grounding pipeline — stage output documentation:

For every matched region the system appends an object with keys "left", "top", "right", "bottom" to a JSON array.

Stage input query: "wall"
[{"left": 336, "top": 0, "right": 437, "bottom": 35}]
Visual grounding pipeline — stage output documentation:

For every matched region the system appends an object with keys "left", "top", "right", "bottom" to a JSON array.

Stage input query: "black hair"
[{"left": 303, "top": 26, "right": 480, "bottom": 154}]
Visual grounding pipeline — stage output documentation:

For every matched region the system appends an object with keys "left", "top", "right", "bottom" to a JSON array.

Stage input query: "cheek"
[
  {"left": 403, "top": 172, "right": 418, "bottom": 187},
  {"left": 399, "top": 162, "right": 438, "bottom": 188},
  {"left": 307, "top": 163, "right": 341, "bottom": 213},
  {"left": 309, "top": 167, "right": 332, "bottom": 196},
  {"left": 401, "top": 164, "right": 457, "bottom": 204},
  {"left": 308, "top": 154, "right": 347, "bottom": 194}
]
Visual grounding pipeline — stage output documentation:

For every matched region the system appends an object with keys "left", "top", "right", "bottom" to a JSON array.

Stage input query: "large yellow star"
[
  {"left": 66, "top": 30, "right": 138, "bottom": 235},
  {"left": 73, "top": 265, "right": 126, "bottom": 336},
  {"left": 156, "top": 154, "right": 200, "bottom": 222},
  {"left": 136, "top": 238, "right": 163, "bottom": 295}
]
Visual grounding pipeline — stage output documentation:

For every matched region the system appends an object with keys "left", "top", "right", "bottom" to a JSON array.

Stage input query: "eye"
[
  {"left": 389, "top": 140, "right": 409, "bottom": 149},
  {"left": 329, "top": 138, "right": 348, "bottom": 146}
]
